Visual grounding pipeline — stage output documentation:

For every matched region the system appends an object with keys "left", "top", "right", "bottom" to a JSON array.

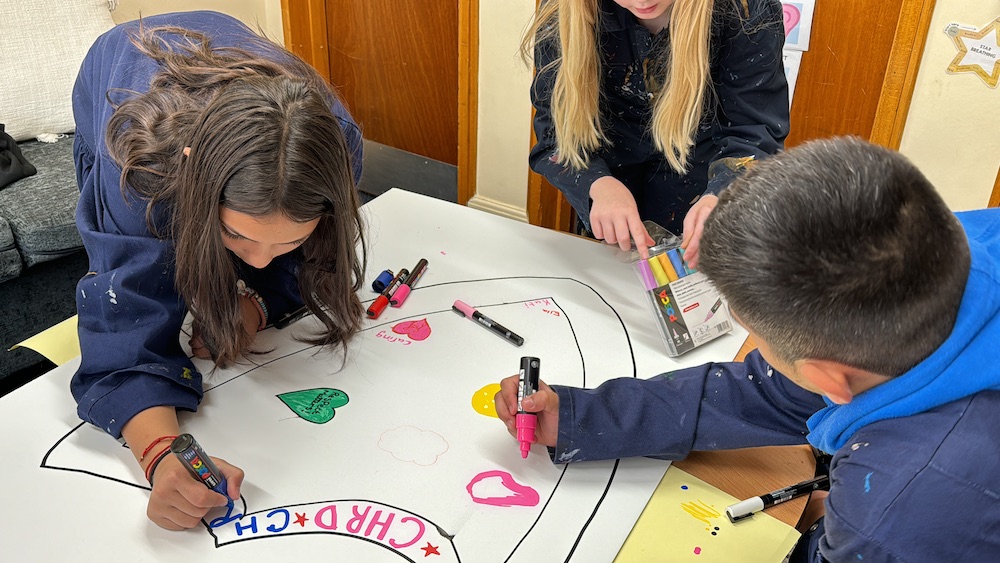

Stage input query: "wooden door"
[
  {"left": 283, "top": 0, "right": 459, "bottom": 166},
  {"left": 526, "top": 0, "right": 937, "bottom": 230}
]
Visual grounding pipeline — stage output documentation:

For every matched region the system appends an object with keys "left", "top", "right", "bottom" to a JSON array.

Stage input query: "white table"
[{"left": 0, "top": 189, "right": 748, "bottom": 561}]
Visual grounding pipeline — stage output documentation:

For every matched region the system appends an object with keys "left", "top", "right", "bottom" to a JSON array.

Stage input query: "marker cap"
[
  {"left": 367, "top": 295, "right": 390, "bottom": 318},
  {"left": 725, "top": 496, "right": 765, "bottom": 522},
  {"left": 452, "top": 300, "right": 475, "bottom": 317},
  {"left": 389, "top": 284, "right": 411, "bottom": 307},
  {"left": 372, "top": 269, "right": 394, "bottom": 292}
]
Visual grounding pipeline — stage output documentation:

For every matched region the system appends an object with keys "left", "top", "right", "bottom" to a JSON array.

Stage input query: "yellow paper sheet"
[
  {"left": 10, "top": 315, "right": 80, "bottom": 366},
  {"left": 617, "top": 467, "right": 800, "bottom": 562}
]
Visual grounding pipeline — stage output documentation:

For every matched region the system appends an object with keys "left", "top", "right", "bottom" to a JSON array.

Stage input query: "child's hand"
[
  {"left": 146, "top": 454, "right": 244, "bottom": 530},
  {"left": 494, "top": 374, "right": 560, "bottom": 449},
  {"left": 589, "top": 176, "right": 655, "bottom": 259},
  {"left": 680, "top": 194, "right": 718, "bottom": 269}
]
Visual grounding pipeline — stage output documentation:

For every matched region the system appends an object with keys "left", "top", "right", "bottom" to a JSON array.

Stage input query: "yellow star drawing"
[{"left": 947, "top": 18, "right": 1000, "bottom": 88}]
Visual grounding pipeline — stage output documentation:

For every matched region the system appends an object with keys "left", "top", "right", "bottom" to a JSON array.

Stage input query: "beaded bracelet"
[
  {"left": 144, "top": 445, "right": 172, "bottom": 485},
  {"left": 236, "top": 279, "right": 268, "bottom": 331},
  {"left": 138, "top": 435, "right": 177, "bottom": 463}
]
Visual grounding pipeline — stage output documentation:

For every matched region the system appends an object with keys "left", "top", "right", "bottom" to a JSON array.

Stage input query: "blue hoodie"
[{"left": 551, "top": 209, "right": 1000, "bottom": 562}]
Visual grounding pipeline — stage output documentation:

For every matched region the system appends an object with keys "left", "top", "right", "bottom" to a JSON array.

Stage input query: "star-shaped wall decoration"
[{"left": 946, "top": 18, "right": 1000, "bottom": 88}]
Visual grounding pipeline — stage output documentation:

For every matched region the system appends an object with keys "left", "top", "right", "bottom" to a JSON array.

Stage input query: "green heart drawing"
[{"left": 277, "top": 388, "right": 350, "bottom": 424}]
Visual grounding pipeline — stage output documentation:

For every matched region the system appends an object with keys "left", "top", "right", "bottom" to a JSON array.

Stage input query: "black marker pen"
[{"left": 726, "top": 475, "right": 830, "bottom": 523}]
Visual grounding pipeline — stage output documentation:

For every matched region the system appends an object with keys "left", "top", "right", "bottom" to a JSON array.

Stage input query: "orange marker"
[{"left": 656, "top": 253, "right": 678, "bottom": 282}]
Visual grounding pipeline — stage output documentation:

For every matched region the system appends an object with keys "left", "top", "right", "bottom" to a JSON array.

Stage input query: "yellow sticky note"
[
  {"left": 10, "top": 315, "right": 80, "bottom": 366},
  {"left": 616, "top": 467, "right": 800, "bottom": 562}
]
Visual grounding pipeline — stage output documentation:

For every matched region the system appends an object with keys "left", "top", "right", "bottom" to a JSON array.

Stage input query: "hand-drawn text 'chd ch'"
[{"left": 211, "top": 499, "right": 459, "bottom": 561}]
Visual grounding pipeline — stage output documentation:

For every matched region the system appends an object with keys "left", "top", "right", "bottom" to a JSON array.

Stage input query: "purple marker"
[{"left": 637, "top": 260, "right": 657, "bottom": 290}]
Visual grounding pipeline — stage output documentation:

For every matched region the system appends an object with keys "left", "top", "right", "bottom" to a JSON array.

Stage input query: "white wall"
[
  {"left": 470, "top": 0, "right": 536, "bottom": 222},
  {"left": 112, "top": 0, "right": 284, "bottom": 44},
  {"left": 900, "top": 4, "right": 999, "bottom": 210}
]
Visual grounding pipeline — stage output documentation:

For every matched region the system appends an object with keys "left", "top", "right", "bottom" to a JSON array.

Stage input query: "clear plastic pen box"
[{"left": 630, "top": 226, "right": 733, "bottom": 357}]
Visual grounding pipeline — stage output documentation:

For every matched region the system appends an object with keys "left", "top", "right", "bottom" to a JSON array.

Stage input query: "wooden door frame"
[
  {"left": 990, "top": 165, "right": 1000, "bottom": 208},
  {"left": 869, "top": 0, "right": 937, "bottom": 149},
  {"left": 280, "top": 0, "right": 331, "bottom": 84},
  {"left": 457, "top": 0, "right": 478, "bottom": 206}
]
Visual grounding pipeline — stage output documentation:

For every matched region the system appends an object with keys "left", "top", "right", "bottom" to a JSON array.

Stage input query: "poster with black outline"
[{"left": 1, "top": 190, "right": 748, "bottom": 561}]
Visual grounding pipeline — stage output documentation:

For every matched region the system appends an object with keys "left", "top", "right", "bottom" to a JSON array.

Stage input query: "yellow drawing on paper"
[
  {"left": 946, "top": 18, "right": 1000, "bottom": 88},
  {"left": 681, "top": 499, "right": 723, "bottom": 530},
  {"left": 616, "top": 467, "right": 800, "bottom": 562},
  {"left": 471, "top": 383, "right": 502, "bottom": 418}
]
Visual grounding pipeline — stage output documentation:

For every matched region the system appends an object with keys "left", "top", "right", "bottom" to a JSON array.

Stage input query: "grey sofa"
[
  {"left": 0, "top": 136, "right": 83, "bottom": 283},
  {"left": 0, "top": 1, "right": 116, "bottom": 386}
]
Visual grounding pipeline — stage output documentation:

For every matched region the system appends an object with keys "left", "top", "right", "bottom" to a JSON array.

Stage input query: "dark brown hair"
[
  {"left": 106, "top": 22, "right": 366, "bottom": 367},
  {"left": 698, "top": 136, "right": 970, "bottom": 376}
]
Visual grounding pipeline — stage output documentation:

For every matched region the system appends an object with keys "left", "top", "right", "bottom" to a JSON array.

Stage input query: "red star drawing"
[
  {"left": 420, "top": 542, "right": 440, "bottom": 557},
  {"left": 294, "top": 512, "right": 308, "bottom": 527}
]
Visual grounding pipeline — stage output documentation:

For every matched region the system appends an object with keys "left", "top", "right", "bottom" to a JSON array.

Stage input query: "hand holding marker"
[
  {"left": 171, "top": 434, "right": 232, "bottom": 506},
  {"left": 516, "top": 356, "right": 540, "bottom": 458}
]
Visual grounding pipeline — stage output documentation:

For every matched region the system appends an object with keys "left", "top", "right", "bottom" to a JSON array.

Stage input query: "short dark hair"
[{"left": 699, "top": 137, "right": 970, "bottom": 376}]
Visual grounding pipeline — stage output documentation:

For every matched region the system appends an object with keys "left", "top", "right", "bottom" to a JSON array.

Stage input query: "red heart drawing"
[
  {"left": 466, "top": 470, "right": 540, "bottom": 507},
  {"left": 392, "top": 318, "right": 432, "bottom": 341}
]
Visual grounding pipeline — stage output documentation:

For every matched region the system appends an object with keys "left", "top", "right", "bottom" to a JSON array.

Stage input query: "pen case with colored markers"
[{"left": 629, "top": 229, "right": 733, "bottom": 357}]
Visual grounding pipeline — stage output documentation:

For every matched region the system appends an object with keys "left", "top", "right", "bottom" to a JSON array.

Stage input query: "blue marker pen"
[
  {"left": 667, "top": 248, "right": 687, "bottom": 279},
  {"left": 170, "top": 434, "right": 231, "bottom": 504}
]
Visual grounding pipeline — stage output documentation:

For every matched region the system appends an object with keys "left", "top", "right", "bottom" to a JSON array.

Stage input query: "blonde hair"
[{"left": 524, "top": 0, "right": 715, "bottom": 173}]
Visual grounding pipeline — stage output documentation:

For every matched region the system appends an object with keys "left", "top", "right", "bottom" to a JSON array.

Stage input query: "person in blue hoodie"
[
  {"left": 495, "top": 136, "right": 1000, "bottom": 561},
  {"left": 71, "top": 12, "right": 366, "bottom": 530}
]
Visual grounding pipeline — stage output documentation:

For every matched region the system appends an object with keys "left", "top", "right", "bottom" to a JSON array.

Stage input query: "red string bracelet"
[{"left": 138, "top": 435, "right": 177, "bottom": 463}]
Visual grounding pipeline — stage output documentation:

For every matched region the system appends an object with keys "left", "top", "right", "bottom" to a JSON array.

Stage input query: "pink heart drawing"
[
  {"left": 392, "top": 318, "right": 432, "bottom": 341},
  {"left": 782, "top": 4, "right": 800, "bottom": 37},
  {"left": 466, "top": 470, "right": 540, "bottom": 507}
]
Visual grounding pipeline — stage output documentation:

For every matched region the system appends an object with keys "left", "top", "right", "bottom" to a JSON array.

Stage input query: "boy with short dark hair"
[{"left": 495, "top": 137, "right": 1000, "bottom": 562}]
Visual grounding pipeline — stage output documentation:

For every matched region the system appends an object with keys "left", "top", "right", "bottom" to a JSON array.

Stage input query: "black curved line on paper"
[{"left": 39, "top": 276, "right": 639, "bottom": 560}]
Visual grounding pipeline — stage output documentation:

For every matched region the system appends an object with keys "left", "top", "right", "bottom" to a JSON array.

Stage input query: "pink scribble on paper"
[
  {"left": 466, "top": 470, "right": 540, "bottom": 507},
  {"left": 392, "top": 318, "right": 432, "bottom": 341}
]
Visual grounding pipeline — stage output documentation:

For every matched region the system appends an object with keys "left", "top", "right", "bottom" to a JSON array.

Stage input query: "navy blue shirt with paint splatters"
[
  {"left": 530, "top": 0, "right": 789, "bottom": 234},
  {"left": 69, "top": 12, "right": 363, "bottom": 439},
  {"left": 548, "top": 210, "right": 1000, "bottom": 562}
]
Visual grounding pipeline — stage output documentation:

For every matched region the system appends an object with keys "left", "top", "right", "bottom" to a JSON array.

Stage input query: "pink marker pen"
[{"left": 516, "top": 356, "right": 540, "bottom": 459}]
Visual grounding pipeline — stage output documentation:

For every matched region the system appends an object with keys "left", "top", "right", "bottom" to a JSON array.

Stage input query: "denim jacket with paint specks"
[{"left": 530, "top": 0, "right": 789, "bottom": 233}]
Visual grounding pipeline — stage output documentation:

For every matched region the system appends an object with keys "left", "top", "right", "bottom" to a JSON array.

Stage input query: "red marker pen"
[{"left": 516, "top": 356, "right": 540, "bottom": 459}]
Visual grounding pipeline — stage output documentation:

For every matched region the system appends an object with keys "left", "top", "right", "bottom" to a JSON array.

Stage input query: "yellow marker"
[
  {"left": 647, "top": 257, "right": 669, "bottom": 286},
  {"left": 471, "top": 383, "right": 502, "bottom": 418},
  {"left": 656, "top": 253, "right": 678, "bottom": 282}
]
